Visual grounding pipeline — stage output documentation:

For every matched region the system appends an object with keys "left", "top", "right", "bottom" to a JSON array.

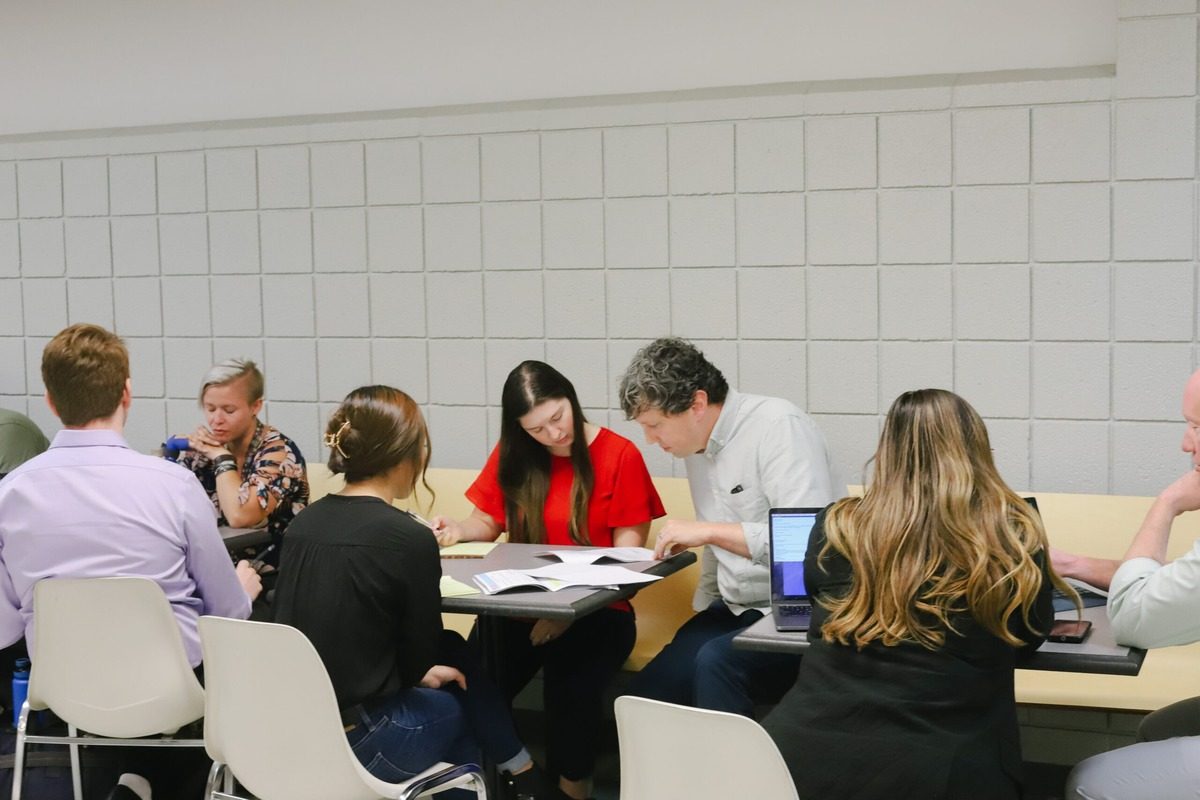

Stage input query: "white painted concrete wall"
[
  {"left": 2, "top": 0, "right": 1114, "bottom": 136},
  {"left": 2, "top": 1, "right": 1196, "bottom": 501}
]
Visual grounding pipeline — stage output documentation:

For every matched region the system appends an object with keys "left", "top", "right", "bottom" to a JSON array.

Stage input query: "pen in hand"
[
  {"left": 406, "top": 510, "right": 436, "bottom": 530},
  {"left": 249, "top": 543, "right": 276, "bottom": 572},
  {"left": 419, "top": 513, "right": 460, "bottom": 547}
]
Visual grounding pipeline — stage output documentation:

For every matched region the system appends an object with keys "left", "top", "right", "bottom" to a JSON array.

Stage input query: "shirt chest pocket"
[{"left": 714, "top": 482, "right": 768, "bottom": 522}]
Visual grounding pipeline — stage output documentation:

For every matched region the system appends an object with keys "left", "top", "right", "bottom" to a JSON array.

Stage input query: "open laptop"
[
  {"left": 769, "top": 507, "right": 824, "bottom": 632},
  {"left": 1022, "top": 495, "right": 1108, "bottom": 612}
]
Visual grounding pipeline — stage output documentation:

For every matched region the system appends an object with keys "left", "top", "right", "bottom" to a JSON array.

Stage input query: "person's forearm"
[
  {"left": 1056, "top": 552, "right": 1121, "bottom": 591},
  {"left": 215, "top": 473, "right": 268, "bottom": 528},
  {"left": 195, "top": 561, "right": 252, "bottom": 620},
  {"left": 1124, "top": 496, "right": 1179, "bottom": 564},
  {"left": 613, "top": 523, "right": 649, "bottom": 548},
  {"left": 458, "top": 514, "right": 500, "bottom": 542},
  {"left": 703, "top": 522, "right": 751, "bottom": 558}
]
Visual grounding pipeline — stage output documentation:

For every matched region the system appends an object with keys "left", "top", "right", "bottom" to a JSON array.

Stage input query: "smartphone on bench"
[{"left": 1048, "top": 619, "right": 1092, "bottom": 644}]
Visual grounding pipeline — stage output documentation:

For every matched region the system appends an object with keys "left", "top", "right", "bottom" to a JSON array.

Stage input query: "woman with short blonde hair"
[
  {"left": 764, "top": 389, "right": 1066, "bottom": 799},
  {"left": 170, "top": 358, "right": 308, "bottom": 564}
]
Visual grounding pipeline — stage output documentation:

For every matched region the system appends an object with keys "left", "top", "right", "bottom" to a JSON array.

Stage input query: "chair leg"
[
  {"left": 204, "top": 761, "right": 222, "bottom": 800},
  {"left": 11, "top": 702, "right": 29, "bottom": 800},
  {"left": 407, "top": 767, "right": 489, "bottom": 800},
  {"left": 67, "top": 724, "right": 82, "bottom": 800},
  {"left": 203, "top": 761, "right": 243, "bottom": 800}
]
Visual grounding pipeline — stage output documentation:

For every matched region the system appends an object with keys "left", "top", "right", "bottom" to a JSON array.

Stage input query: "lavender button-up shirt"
[{"left": 0, "top": 429, "right": 251, "bottom": 666}]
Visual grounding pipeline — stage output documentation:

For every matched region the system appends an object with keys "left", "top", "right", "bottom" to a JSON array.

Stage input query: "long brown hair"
[
  {"left": 819, "top": 389, "right": 1065, "bottom": 650},
  {"left": 499, "top": 361, "right": 594, "bottom": 545}
]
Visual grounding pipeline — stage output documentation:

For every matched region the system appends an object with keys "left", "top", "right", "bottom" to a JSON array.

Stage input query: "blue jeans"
[
  {"left": 346, "top": 630, "right": 528, "bottom": 784},
  {"left": 625, "top": 600, "right": 800, "bottom": 717},
  {"left": 345, "top": 686, "right": 475, "bottom": 783}
]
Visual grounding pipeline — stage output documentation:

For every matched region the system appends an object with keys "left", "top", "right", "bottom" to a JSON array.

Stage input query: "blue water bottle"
[
  {"left": 11, "top": 658, "right": 29, "bottom": 728},
  {"left": 162, "top": 436, "right": 192, "bottom": 462}
]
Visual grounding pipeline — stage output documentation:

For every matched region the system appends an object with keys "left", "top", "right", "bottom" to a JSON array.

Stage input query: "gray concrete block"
[
  {"left": 486, "top": 270, "right": 545, "bottom": 338},
  {"left": 422, "top": 135, "right": 480, "bottom": 204}
]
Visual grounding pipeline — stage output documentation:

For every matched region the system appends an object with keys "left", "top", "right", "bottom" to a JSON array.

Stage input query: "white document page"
[
  {"left": 536, "top": 547, "right": 657, "bottom": 565},
  {"left": 473, "top": 562, "right": 662, "bottom": 594},
  {"left": 473, "top": 570, "right": 570, "bottom": 595},
  {"left": 520, "top": 562, "right": 662, "bottom": 586}
]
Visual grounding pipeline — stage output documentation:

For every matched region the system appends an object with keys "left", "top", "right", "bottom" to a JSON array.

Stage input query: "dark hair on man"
[
  {"left": 41, "top": 324, "right": 130, "bottom": 426},
  {"left": 499, "top": 361, "right": 594, "bottom": 545},
  {"left": 324, "top": 386, "right": 432, "bottom": 501},
  {"left": 618, "top": 337, "right": 729, "bottom": 418}
]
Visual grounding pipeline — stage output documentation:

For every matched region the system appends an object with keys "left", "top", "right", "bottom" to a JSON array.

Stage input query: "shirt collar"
[
  {"left": 49, "top": 429, "right": 131, "bottom": 450},
  {"left": 245, "top": 419, "right": 265, "bottom": 459},
  {"left": 705, "top": 389, "right": 742, "bottom": 457}
]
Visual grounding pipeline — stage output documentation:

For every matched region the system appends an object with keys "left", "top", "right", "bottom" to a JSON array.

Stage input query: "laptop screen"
[
  {"left": 769, "top": 508, "right": 821, "bottom": 601},
  {"left": 767, "top": 501, "right": 1039, "bottom": 604}
]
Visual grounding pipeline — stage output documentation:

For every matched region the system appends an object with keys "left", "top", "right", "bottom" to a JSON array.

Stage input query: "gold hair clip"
[{"left": 323, "top": 420, "right": 350, "bottom": 459}]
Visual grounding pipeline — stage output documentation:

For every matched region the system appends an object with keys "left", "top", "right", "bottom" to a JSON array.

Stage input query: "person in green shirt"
[{"left": 0, "top": 409, "right": 49, "bottom": 480}]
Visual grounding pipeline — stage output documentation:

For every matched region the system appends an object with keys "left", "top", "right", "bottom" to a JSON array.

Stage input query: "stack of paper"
[
  {"left": 537, "top": 546, "right": 657, "bottom": 564},
  {"left": 472, "top": 562, "right": 662, "bottom": 595}
]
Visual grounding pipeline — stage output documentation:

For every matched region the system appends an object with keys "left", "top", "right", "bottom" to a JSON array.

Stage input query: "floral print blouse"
[{"left": 176, "top": 420, "right": 309, "bottom": 550}]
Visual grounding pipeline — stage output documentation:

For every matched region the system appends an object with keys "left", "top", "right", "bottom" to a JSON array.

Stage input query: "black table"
[
  {"left": 218, "top": 525, "right": 270, "bottom": 552},
  {"left": 732, "top": 604, "right": 1145, "bottom": 676},
  {"left": 440, "top": 542, "right": 696, "bottom": 619}
]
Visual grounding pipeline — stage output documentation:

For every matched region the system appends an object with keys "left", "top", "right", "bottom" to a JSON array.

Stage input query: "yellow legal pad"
[
  {"left": 439, "top": 576, "right": 480, "bottom": 597},
  {"left": 439, "top": 542, "right": 498, "bottom": 558}
]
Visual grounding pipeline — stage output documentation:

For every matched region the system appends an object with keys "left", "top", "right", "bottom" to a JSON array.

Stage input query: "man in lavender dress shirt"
[
  {"left": 0, "top": 324, "right": 261, "bottom": 799},
  {"left": 0, "top": 324, "right": 261, "bottom": 667}
]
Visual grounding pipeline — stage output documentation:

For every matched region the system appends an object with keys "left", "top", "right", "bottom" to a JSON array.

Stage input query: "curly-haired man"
[{"left": 618, "top": 337, "right": 838, "bottom": 716}]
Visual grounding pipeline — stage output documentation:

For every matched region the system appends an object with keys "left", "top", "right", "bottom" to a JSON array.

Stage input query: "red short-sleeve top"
[{"left": 466, "top": 427, "right": 666, "bottom": 547}]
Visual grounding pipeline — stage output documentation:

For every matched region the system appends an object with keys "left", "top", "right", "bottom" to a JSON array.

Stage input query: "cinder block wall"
[{"left": 1, "top": 2, "right": 1197, "bottom": 494}]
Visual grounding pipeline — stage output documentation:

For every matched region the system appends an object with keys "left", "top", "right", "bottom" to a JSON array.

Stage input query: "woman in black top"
[
  {"left": 273, "top": 386, "right": 549, "bottom": 798},
  {"left": 763, "top": 389, "right": 1068, "bottom": 800}
]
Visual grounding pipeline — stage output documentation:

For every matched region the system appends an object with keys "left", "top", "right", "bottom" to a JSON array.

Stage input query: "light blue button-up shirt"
[
  {"left": 1109, "top": 541, "right": 1200, "bottom": 650},
  {"left": 0, "top": 429, "right": 251, "bottom": 666},
  {"left": 683, "top": 390, "right": 840, "bottom": 614}
]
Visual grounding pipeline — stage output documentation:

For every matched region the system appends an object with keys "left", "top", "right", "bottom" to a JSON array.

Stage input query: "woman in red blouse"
[{"left": 432, "top": 360, "right": 665, "bottom": 800}]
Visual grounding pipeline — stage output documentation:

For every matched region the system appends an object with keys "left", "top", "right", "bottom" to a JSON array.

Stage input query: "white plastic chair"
[
  {"left": 14, "top": 577, "right": 207, "bottom": 800},
  {"left": 614, "top": 695, "right": 799, "bottom": 800},
  {"left": 198, "top": 615, "right": 486, "bottom": 800}
]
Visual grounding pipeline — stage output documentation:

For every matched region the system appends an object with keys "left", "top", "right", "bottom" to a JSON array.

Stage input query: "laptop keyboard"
[{"left": 779, "top": 604, "right": 812, "bottom": 616}]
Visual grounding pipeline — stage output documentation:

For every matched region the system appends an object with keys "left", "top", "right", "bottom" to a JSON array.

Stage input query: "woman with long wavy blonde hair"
[{"left": 763, "top": 389, "right": 1062, "bottom": 800}]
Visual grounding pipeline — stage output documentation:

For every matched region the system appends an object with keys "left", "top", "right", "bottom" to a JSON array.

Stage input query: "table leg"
[{"left": 475, "top": 614, "right": 505, "bottom": 799}]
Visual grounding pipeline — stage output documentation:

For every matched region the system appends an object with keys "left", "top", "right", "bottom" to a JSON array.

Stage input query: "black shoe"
[{"left": 503, "top": 763, "right": 551, "bottom": 800}]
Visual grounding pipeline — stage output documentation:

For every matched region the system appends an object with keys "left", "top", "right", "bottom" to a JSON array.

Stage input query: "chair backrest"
[
  {"left": 198, "top": 615, "right": 395, "bottom": 800},
  {"left": 615, "top": 696, "right": 799, "bottom": 800},
  {"left": 29, "top": 577, "right": 205, "bottom": 738}
]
